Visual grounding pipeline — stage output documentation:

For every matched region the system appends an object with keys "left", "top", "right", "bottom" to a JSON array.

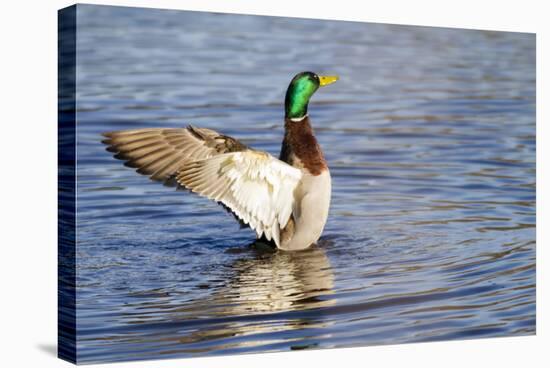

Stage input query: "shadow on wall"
[{"left": 36, "top": 343, "right": 57, "bottom": 357}]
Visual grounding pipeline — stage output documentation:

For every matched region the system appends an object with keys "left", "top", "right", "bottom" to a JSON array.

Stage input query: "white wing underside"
[{"left": 176, "top": 151, "right": 302, "bottom": 247}]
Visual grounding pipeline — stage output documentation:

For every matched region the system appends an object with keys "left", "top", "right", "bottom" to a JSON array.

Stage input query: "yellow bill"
[{"left": 319, "top": 75, "right": 339, "bottom": 87}]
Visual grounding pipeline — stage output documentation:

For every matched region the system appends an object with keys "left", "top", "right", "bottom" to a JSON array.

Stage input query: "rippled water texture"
[{"left": 73, "top": 5, "right": 536, "bottom": 364}]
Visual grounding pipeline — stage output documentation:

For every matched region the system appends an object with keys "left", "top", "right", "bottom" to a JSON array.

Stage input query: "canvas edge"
[{"left": 58, "top": 4, "right": 77, "bottom": 365}]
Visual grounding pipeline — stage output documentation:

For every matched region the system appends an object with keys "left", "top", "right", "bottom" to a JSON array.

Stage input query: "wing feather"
[
  {"left": 176, "top": 151, "right": 302, "bottom": 247},
  {"left": 102, "top": 126, "right": 300, "bottom": 243},
  {"left": 102, "top": 126, "right": 248, "bottom": 185}
]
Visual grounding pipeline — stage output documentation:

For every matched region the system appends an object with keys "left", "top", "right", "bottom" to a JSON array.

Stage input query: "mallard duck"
[{"left": 102, "top": 71, "right": 338, "bottom": 251}]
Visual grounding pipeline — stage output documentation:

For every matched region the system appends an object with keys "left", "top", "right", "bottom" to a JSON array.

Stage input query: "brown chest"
[{"left": 279, "top": 117, "right": 328, "bottom": 176}]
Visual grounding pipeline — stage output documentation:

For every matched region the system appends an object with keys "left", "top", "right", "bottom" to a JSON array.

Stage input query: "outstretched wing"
[
  {"left": 102, "top": 126, "right": 248, "bottom": 185},
  {"left": 176, "top": 151, "right": 303, "bottom": 247}
]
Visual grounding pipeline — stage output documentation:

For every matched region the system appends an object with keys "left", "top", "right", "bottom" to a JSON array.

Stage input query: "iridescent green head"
[{"left": 285, "top": 71, "right": 339, "bottom": 120}]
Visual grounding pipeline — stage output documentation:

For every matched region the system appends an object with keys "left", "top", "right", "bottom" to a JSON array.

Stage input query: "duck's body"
[
  {"left": 103, "top": 72, "right": 337, "bottom": 251},
  {"left": 278, "top": 116, "right": 331, "bottom": 250}
]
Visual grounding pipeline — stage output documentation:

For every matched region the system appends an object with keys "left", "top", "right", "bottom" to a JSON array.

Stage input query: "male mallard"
[{"left": 102, "top": 71, "right": 338, "bottom": 250}]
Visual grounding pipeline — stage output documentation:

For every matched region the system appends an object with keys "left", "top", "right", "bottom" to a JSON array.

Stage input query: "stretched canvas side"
[{"left": 58, "top": 4, "right": 77, "bottom": 364}]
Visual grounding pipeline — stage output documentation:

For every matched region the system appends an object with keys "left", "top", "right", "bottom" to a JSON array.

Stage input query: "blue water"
[{"left": 72, "top": 5, "right": 535, "bottom": 364}]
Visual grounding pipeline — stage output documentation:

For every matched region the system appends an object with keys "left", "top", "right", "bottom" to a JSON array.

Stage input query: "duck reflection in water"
[
  {"left": 176, "top": 242, "right": 336, "bottom": 349},
  {"left": 116, "top": 242, "right": 336, "bottom": 352},
  {"left": 221, "top": 240, "right": 336, "bottom": 313}
]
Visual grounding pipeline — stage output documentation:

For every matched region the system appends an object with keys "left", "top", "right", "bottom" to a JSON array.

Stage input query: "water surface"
[{"left": 74, "top": 5, "right": 535, "bottom": 364}]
